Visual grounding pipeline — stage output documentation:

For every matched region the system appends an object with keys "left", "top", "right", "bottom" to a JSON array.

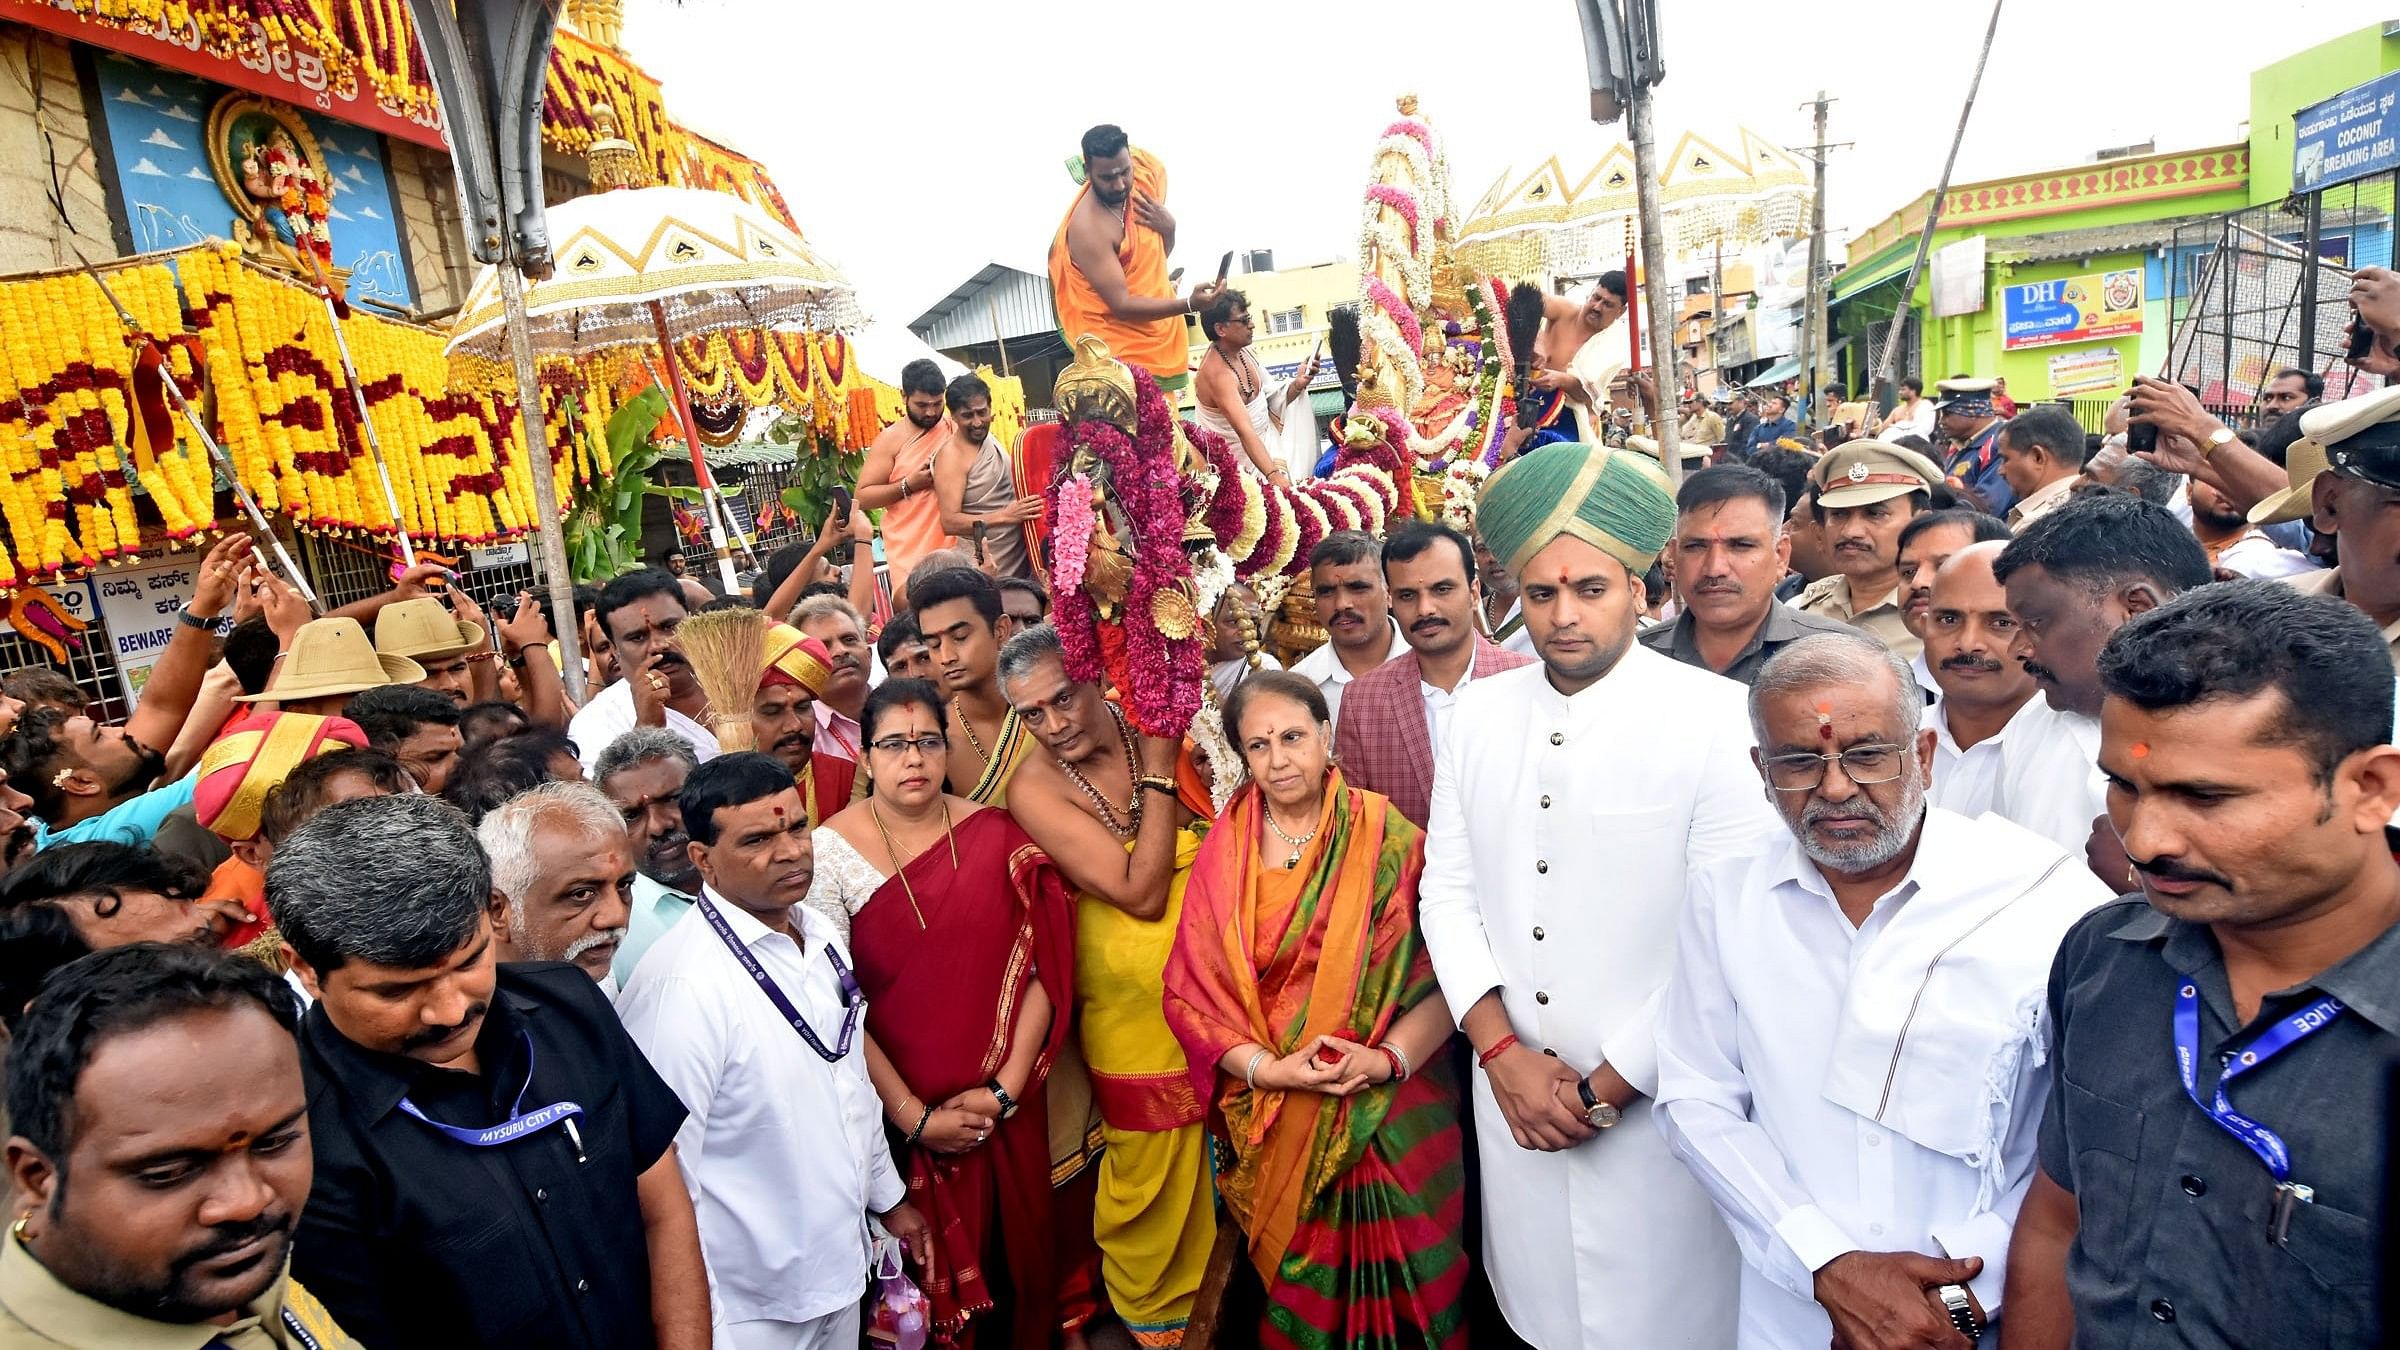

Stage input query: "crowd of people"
[{"left": 0, "top": 122, "right": 2396, "bottom": 1350}]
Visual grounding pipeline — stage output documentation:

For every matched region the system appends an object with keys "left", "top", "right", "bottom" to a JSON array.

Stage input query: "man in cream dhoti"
[
  {"left": 1530, "top": 273, "right": 1628, "bottom": 445},
  {"left": 1194, "top": 287, "right": 1321, "bottom": 484},
  {"left": 1420, "top": 440, "right": 1773, "bottom": 1346},
  {"left": 1653, "top": 632, "right": 2110, "bottom": 1348}
]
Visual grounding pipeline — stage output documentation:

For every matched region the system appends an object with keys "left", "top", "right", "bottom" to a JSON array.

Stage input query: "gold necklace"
[
  {"left": 1263, "top": 806, "right": 1318, "bottom": 870},
  {"left": 869, "top": 797, "right": 960, "bottom": 928},
  {"left": 952, "top": 695, "right": 989, "bottom": 762},
  {"left": 1056, "top": 703, "right": 1144, "bottom": 838}
]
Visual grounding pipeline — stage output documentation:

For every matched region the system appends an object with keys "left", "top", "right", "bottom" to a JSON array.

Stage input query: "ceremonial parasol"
[
  {"left": 447, "top": 179, "right": 864, "bottom": 591},
  {"left": 1453, "top": 126, "right": 1810, "bottom": 283}
]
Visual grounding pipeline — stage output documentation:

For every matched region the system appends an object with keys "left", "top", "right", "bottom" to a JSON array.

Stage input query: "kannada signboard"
[
  {"left": 2047, "top": 347, "right": 2124, "bottom": 398},
  {"left": 93, "top": 556, "right": 217, "bottom": 709},
  {"left": 2000, "top": 268, "right": 2144, "bottom": 352},
  {"left": 2295, "top": 70, "right": 2400, "bottom": 193}
]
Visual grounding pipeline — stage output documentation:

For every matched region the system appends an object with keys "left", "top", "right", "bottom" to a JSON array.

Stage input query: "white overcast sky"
[{"left": 621, "top": 0, "right": 2375, "bottom": 330}]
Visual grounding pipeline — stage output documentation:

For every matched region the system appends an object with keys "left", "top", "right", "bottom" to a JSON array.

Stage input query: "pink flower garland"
[
  {"left": 1051, "top": 472, "right": 1096, "bottom": 597},
  {"left": 1363, "top": 276, "right": 1424, "bottom": 356},
  {"left": 1384, "top": 120, "right": 1434, "bottom": 157},
  {"left": 1364, "top": 184, "right": 1420, "bottom": 251}
]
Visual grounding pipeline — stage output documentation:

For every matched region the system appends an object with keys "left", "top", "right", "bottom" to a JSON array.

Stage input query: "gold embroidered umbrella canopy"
[{"left": 447, "top": 180, "right": 864, "bottom": 590}]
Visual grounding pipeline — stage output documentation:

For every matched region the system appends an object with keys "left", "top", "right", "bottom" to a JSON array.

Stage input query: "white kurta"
[
  {"left": 1287, "top": 617, "right": 1408, "bottom": 726},
  {"left": 616, "top": 891, "right": 904, "bottom": 1340},
  {"left": 1653, "top": 808, "right": 2113, "bottom": 1347},
  {"left": 1420, "top": 645, "right": 1777, "bottom": 1347}
]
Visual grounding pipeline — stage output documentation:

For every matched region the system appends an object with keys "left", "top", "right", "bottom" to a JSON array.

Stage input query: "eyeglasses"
[
  {"left": 868, "top": 734, "right": 948, "bottom": 757},
  {"left": 1760, "top": 744, "right": 1908, "bottom": 793}
]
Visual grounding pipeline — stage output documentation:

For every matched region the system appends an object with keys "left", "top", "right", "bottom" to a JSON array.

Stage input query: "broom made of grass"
[{"left": 676, "top": 606, "right": 770, "bottom": 753}]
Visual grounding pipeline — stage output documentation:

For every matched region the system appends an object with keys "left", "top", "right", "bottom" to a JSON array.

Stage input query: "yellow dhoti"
[{"left": 1076, "top": 827, "right": 1217, "bottom": 1348}]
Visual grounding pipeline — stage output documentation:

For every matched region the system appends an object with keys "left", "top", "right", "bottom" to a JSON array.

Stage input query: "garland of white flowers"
[{"left": 1359, "top": 306, "right": 1427, "bottom": 422}]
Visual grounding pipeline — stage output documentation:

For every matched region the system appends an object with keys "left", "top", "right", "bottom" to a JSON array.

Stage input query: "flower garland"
[
  {"left": 1051, "top": 471, "right": 1096, "bottom": 598},
  {"left": 1045, "top": 368, "right": 1204, "bottom": 737},
  {"left": 1287, "top": 490, "right": 1330, "bottom": 566},
  {"left": 1474, "top": 276, "right": 1514, "bottom": 466},
  {"left": 1227, "top": 464, "right": 1268, "bottom": 559},
  {"left": 1236, "top": 479, "right": 1292, "bottom": 581}
]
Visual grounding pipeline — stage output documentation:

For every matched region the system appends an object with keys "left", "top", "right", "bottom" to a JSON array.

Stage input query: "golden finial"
[
  {"left": 1053, "top": 334, "right": 1139, "bottom": 434},
  {"left": 1396, "top": 94, "right": 1420, "bottom": 117},
  {"left": 584, "top": 103, "right": 650, "bottom": 191}
]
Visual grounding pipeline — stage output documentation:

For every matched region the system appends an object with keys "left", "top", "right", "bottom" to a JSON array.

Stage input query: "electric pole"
[
  {"left": 1791, "top": 93, "right": 1850, "bottom": 429},
  {"left": 1573, "top": 0, "right": 1683, "bottom": 481}
]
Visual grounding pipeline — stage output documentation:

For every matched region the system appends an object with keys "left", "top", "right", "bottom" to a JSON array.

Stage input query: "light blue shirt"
[
  {"left": 33, "top": 773, "right": 198, "bottom": 850},
  {"left": 614, "top": 870, "right": 698, "bottom": 984}
]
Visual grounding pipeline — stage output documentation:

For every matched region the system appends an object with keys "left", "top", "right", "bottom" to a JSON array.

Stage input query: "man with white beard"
[
  {"left": 1653, "top": 632, "right": 2110, "bottom": 1348},
  {"left": 479, "top": 781, "right": 637, "bottom": 994}
]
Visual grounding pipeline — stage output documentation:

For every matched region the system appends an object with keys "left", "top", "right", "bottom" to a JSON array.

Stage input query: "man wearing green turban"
[{"left": 1417, "top": 442, "right": 1775, "bottom": 1346}]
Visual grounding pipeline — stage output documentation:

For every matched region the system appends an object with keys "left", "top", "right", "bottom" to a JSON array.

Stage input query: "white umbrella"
[{"left": 446, "top": 186, "right": 864, "bottom": 591}]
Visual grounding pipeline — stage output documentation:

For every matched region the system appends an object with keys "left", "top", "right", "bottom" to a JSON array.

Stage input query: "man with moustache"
[
  {"left": 1290, "top": 531, "right": 1409, "bottom": 725},
  {"left": 855, "top": 360, "right": 956, "bottom": 596},
  {"left": 1655, "top": 633, "right": 2107, "bottom": 1349},
  {"left": 877, "top": 613, "right": 935, "bottom": 682},
  {"left": 2003, "top": 583, "right": 2400, "bottom": 1348},
  {"left": 1894, "top": 509, "right": 2011, "bottom": 692},
  {"left": 934, "top": 373, "right": 1041, "bottom": 579},
  {"left": 997, "top": 626, "right": 1216, "bottom": 1348},
  {"left": 479, "top": 782, "right": 636, "bottom": 991},
  {"left": 792, "top": 594, "right": 871, "bottom": 764},
  {"left": 1420, "top": 442, "right": 1776, "bottom": 1346},
  {"left": 1996, "top": 407, "right": 2093, "bottom": 529},
  {"left": 1639, "top": 465, "right": 1855, "bottom": 687},
  {"left": 596, "top": 730, "right": 704, "bottom": 987},
  {"left": 569, "top": 569, "right": 718, "bottom": 775},
  {"left": 1335, "top": 522, "right": 1533, "bottom": 829},
  {"left": 1923, "top": 543, "right": 2052, "bottom": 828},
  {"left": 910, "top": 566, "right": 1031, "bottom": 806},
  {"left": 0, "top": 944, "right": 362, "bottom": 1348},
  {"left": 1794, "top": 441, "right": 1944, "bottom": 661},
  {"left": 1994, "top": 494, "right": 2213, "bottom": 875},
  {"left": 272, "top": 794, "right": 708, "bottom": 1348},
  {"left": 618, "top": 753, "right": 930, "bottom": 1350}
]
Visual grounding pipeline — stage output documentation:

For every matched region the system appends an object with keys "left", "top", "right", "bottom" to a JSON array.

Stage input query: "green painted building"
[{"left": 1830, "top": 21, "right": 2400, "bottom": 407}]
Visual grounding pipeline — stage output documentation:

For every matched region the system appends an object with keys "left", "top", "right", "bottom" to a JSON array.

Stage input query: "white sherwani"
[{"left": 1420, "top": 644, "right": 1777, "bottom": 1347}]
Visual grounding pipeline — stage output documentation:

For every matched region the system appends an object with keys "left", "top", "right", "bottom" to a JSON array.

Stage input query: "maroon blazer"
[{"left": 1333, "top": 633, "right": 1534, "bottom": 829}]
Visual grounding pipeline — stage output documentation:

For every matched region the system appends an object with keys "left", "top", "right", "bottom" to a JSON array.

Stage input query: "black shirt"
[
  {"left": 293, "top": 962, "right": 686, "bottom": 1350},
  {"left": 2038, "top": 898, "right": 2396, "bottom": 1348},
  {"left": 1635, "top": 600, "right": 1862, "bottom": 687}
]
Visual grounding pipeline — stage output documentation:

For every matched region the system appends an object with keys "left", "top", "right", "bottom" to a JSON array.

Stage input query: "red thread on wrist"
[{"left": 1477, "top": 1034, "right": 1519, "bottom": 1067}]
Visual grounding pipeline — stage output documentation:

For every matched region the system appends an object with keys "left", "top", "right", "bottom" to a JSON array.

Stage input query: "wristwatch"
[
  {"left": 2198, "top": 426, "right": 2237, "bottom": 459},
  {"left": 1937, "top": 1284, "right": 1981, "bottom": 1342},
  {"left": 1574, "top": 1076, "right": 1621, "bottom": 1129},
  {"left": 986, "top": 1079, "right": 1019, "bottom": 1120}
]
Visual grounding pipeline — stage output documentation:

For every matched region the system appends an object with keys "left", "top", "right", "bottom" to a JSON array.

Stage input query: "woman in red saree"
[
  {"left": 834, "top": 677, "right": 1077, "bottom": 1348},
  {"left": 1162, "top": 671, "right": 1467, "bottom": 1350}
]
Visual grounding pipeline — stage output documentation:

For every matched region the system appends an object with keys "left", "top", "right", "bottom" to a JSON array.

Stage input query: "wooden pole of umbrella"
[{"left": 646, "top": 302, "right": 744, "bottom": 595}]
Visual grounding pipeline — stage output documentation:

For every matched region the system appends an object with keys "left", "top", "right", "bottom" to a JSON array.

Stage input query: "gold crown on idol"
[{"left": 1055, "top": 334, "right": 1139, "bottom": 434}]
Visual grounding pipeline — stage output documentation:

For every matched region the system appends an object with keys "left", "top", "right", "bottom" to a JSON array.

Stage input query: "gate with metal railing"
[{"left": 2165, "top": 167, "right": 2395, "bottom": 414}]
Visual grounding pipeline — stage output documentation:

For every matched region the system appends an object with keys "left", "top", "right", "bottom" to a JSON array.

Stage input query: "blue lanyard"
[
  {"left": 2171, "top": 981, "right": 2343, "bottom": 1181},
  {"left": 395, "top": 1031, "right": 585, "bottom": 1148},
  {"left": 698, "top": 896, "right": 863, "bottom": 1063}
]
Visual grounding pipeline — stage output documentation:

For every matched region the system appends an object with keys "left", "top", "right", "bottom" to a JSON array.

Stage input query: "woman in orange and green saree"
[{"left": 1162, "top": 670, "right": 1466, "bottom": 1350}]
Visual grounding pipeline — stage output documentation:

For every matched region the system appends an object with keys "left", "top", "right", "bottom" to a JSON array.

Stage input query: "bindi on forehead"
[{"left": 1816, "top": 701, "right": 1836, "bottom": 741}]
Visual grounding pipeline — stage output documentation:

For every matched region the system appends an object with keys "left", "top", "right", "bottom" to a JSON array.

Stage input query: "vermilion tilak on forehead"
[
  {"left": 1816, "top": 701, "right": 1835, "bottom": 741},
  {"left": 2131, "top": 743, "right": 2150, "bottom": 759}
]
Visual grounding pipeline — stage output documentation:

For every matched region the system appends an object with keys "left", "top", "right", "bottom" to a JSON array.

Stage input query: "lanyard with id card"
[{"left": 2172, "top": 982, "right": 2342, "bottom": 1246}]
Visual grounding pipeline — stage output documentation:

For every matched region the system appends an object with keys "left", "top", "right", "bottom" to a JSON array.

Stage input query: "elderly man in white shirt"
[
  {"left": 1287, "top": 530, "right": 1410, "bottom": 723},
  {"left": 1655, "top": 632, "right": 2111, "bottom": 1349},
  {"left": 1421, "top": 442, "right": 1774, "bottom": 1347},
  {"left": 617, "top": 751, "right": 929, "bottom": 1349}
]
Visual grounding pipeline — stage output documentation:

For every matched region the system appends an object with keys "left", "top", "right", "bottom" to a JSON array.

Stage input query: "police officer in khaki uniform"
[{"left": 1793, "top": 440, "right": 1944, "bottom": 661}]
